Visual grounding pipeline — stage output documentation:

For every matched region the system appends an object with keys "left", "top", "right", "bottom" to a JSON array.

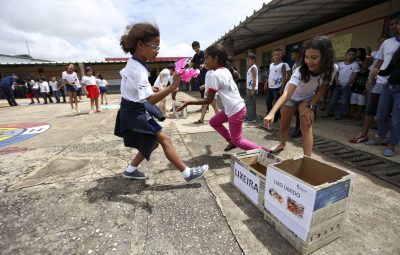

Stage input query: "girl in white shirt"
[
  {"left": 264, "top": 36, "right": 335, "bottom": 156},
  {"left": 62, "top": 63, "right": 80, "bottom": 113},
  {"left": 97, "top": 74, "right": 109, "bottom": 105},
  {"left": 178, "top": 44, "right": 269, "bottom": 152},
  {"left": 81, "top": 67, "right": 101, "bottom": 114},
  {"left": 115, "top": 22, "right": 208, "bottom": 182}
]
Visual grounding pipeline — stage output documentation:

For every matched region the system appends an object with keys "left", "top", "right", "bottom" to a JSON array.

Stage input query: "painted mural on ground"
[{"left": 0, "top": 123, "right": 50, "bottom": 148}]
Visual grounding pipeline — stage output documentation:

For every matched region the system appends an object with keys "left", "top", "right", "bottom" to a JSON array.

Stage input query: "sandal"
[
  {"left": 193, "top": 120, "right": 204, "bottom": 124},
  {"left": 224, "top": 144, "right": 237, "bottom": 151},
  {"left": 270, "top": 144, "right": 285, "bottom": 154}
]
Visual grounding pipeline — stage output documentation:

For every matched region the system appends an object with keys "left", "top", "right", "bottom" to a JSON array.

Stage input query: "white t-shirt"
[
  {"left": 337, "top": 61, "right": 359, "bottom": 86},
  {"left": 120, "top": 57, "right": 153, "bottom": 103},
  {"left": 62, "top": 71, "right": 78, "bottom": 85},
  {"left": 375, "top": 37, "right": 400, "bottom": 84},
  {"left": 49, "top": 80, "right": 58, "bottom": 91},
  {"left": 154, "top": 68, "right": 171, "bottom": 89},
  {"left": 81, "top": 75, "right": 97, "bottom": 86},
  {"left": 40, "top": 81, "right": 50, "bottom": 93},
  {"left": 246, "top": 64, "right": 258, "bottom": 90},
  {"left": 206, "top": 68, "right": 245, "bottom": 117},
  {"left": 268, "top": 62, "right": 285, "bottom": 89},
  {"left": 32, "top": 80, "right": 39, "bottom": 89},
  {"left": 284, "top": 62, "right": 291, "bottom": 79},
  {"left": 287, "top": 67, "right": 324, "bottom": 102},
  {"left": 97, "top": 79, "right": 108, "bottom": 87}
]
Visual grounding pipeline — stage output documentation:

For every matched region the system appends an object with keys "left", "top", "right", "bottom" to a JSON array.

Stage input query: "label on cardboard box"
[
  {"left": 234, "top": 162, "right": 259, "bottom": 205},
  {"left": 314, "top": 179, "right": 350, "bottom": 211},
  {"left": 265, "top": 166, "right": 316, "bottom": 241}
]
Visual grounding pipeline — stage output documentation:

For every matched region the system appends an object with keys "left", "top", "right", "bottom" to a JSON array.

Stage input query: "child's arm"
[
  {"left": 250, "top": 67, "right": 257, "bottom": 96},
  {"left": 280, "top": 64, "right": 287, "bottom": 94},
  {"left": 177, "top": 89, "right": 215, "bottom": 111},
  {"left": 146, "top": 73, "right": 180, "bottom": 105},
  {"left": 344, "top": 71, "right": 358, "bottom": 90},
  {"left": 264, "top": 83, "right": 296, "bottom": 128}
]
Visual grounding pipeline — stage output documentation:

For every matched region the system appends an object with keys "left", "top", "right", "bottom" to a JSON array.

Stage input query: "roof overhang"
[{"left": 214, "top": 0, "right": 387, "bottom": 54}]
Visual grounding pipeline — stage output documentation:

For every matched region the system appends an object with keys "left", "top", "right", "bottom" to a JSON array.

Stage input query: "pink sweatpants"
[{"left": 209, "top": 107, "right": 268, "bottom": 151}]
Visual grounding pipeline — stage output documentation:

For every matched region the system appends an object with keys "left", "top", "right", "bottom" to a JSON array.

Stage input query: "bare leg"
[
  {"left": 104, "top": 93, "right": 108, "bottom": 104},
  {"left": 95, "top": 98, "right": 100, "bottom": 111},
  {"left": 90, "top": 99, "right": 95, "bottom": 111},
  {"left": 361, "top": 115, "right": 374, "bottom": 136},
  {"left": 131, "top": 143, "right": 159, "bottom": 167},
  {"left": 69, "top": 91, "right": 74, "bottom": 109},
  {"left": 199, "top": 104, "right": 208, "bottom": 122},
  {"left": 211, "top": 99, "right": 219, "bottom": 114},
  {"left": 156, "top": 131, "right": 186, "bottom": 171},
  {"left": 159, "top": 98, "right": 167, "bottom": 115},
  {"left": 278, "top": 106, "right": 296, "bottom": 147},
  {"left": 299, "top": 102, "right": 314, "bottom": 156},
  {"left": 73, "top": 91, "right": 79, "bottom": 110}
]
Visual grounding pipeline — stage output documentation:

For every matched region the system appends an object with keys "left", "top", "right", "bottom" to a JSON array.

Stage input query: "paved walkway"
[{"left": 0, "top": 93, "right": 399, "bottom": 255}]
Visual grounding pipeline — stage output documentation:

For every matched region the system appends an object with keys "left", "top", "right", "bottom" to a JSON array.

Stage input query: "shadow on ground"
[
  {"left": 219, "top": 182, "right": 297, "bottom": 254},
  {"left": 85, "top": 175, "right": 202, "bottom": 213}
]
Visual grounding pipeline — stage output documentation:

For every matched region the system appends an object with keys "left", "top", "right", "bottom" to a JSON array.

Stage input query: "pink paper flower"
[{"left": 174, "top": 58, "right": 200, "bottom": 82}]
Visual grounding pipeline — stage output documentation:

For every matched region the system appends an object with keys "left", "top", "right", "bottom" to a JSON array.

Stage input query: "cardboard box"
[
  {"left": 172, "top": 101, "right": 188, "bottom": 119},
  {"left": 264, "top": 156, "right": 354, "bottom": 254},
  {"left": 230, "top": 149, "right": 281, "bottom": 212}
]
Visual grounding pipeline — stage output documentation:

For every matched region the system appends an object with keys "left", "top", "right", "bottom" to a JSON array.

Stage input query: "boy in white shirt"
[
  {"left": 244, "top": 52, "right": 258, "bottom": 123},
  {"left": 39, "top": 77, "right": 54, "bottom": 104},
  {"left": 265, "top": 48, "right": 287, "bottom": 121},
  {"left": 153, "top": 64, "right": 175, "bottom": 115},
  {"left": 49, "top": 76, "right": 60, "bottom": 103},
  {"left": 325, "top": 48, "right": 359, "bottom": 119}
]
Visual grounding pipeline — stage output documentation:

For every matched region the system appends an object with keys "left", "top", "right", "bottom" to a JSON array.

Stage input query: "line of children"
[{"left": 115, "top": 22, "right": 208, "bottom": 181}]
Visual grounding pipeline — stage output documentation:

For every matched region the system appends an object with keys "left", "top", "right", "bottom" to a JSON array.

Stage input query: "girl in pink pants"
[{"left": 178, "top": 44, "right": 269, "bottom": 152}]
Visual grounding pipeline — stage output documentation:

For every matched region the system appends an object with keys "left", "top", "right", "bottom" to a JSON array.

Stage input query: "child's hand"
[
  {"left": 199, "top": 85, "right": 205, "bottom": 91},
  {"left": 176, "top": 101, "right": 188, "bottom": 112},
  {"left": 263, "top": 113, "right": 274, "bottom": 129},
  {"left": 152, "top": 86, "right": 160, "bottom": 92}
]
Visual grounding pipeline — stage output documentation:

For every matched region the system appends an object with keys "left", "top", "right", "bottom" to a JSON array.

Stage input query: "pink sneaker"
[{"left": 349, "top": 135, "right": 368, "bottom": 143}]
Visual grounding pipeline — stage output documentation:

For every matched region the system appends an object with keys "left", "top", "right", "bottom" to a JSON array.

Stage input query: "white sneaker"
[
  {"left": 88, "top": 110, "right": 94, "bottom": 115},
  {"left": 76, "top": 108, "right": 81, "bottom": 113}
]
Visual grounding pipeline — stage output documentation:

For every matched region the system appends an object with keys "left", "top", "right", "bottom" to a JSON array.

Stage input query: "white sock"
[
  {"left": 182, "top": 167, "right": 191, "bottom": 178},
  {"left": 126, "top": 165, "right": 137, "bottom": 173}
]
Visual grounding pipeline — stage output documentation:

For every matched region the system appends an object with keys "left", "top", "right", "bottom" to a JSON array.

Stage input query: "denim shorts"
[{"left": 285, "top": 97, "right": 311, "bottom": 108}]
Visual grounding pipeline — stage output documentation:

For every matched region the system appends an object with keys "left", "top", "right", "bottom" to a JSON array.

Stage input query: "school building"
[{"left": 214, "top": 0, "right": 400, "bottom": 78}]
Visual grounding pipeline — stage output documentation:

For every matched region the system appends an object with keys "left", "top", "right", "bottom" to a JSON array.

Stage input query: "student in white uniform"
[
  {"left": 264, "top": 36, "right": 335, "bottom": 156},
  {"left": 153, "top": 64, "right": 175, "bottom": 116},
  {"left": 244, "top": 52, "right": 258, "bottom": 123},
  {"left": 62, "top": 63, "right": 80, "bottom": 113},
  {"left": 177, "top": 44, "right": 269, "bottom": 152},
  {"left": 115, "top": 22, "right": 208, "bottom": 182},
  {"left": 81, "top": 67, "right": 101, "bottom": 114}
]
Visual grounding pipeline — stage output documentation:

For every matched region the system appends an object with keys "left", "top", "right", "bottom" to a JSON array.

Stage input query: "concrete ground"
[{"left": 0, "top": 92, "right": 399, "bottom": 255}]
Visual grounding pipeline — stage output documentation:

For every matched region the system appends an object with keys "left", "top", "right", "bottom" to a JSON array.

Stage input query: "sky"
[{"left": 0, "top": 0, "right": 269, "bottom": 62}]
